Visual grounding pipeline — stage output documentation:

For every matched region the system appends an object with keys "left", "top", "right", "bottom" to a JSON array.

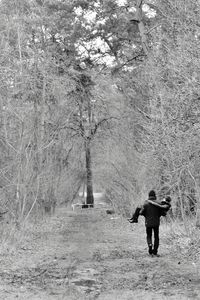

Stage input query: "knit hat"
[{"left": 148, "top": 190, "right": 156, "bottom": 200}]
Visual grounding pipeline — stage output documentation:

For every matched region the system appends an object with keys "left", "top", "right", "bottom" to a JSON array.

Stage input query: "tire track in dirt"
[{"left": 0, "top": 207, "right": 199, "bottom": 299}]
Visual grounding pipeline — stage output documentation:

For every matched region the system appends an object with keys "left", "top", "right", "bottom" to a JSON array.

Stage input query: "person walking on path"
[
  {"left": 129, "top": 190, "right": 171, "bottom": 256},
  {"left": 128, "top": 193, "right": 171, "bottom": 224}
]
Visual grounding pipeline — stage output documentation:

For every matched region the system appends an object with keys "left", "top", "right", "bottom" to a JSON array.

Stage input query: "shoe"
[
  {"left": 148, "top": 245, "right": 153, "bottom": 255},
  {"left": 128, "top": 218, "right": 138, "bottom": 223},
  {"left": 152, "top": 249, "right": 160, "bottom": 257}
]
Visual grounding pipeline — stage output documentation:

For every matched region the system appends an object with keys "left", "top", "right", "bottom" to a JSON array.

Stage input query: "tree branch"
[
  {"left": 92, "top": 116, "right": 119, "bottom": 136},
  {"left": 112, "top": 53, "right": 145, "bottom": 72},
  {"left": 137, "top": 0, "right": 144, "bottom": 9}
]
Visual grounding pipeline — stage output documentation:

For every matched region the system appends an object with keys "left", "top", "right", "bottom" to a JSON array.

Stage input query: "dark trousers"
[
  {"left": 130, "top": 206, "right": 141, "bottom": 222},
  {"left": 146, "top": 226, "right": 159, "bottom": 254}
]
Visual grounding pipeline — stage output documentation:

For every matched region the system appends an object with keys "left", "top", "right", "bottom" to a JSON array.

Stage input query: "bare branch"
[{"left": 92, "top": 116, "right": 120, "bottom": 136}]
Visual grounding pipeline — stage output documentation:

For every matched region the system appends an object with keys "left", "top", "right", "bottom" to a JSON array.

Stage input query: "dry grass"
[
  {"left": 0, "top": 220, "right": 19, "bottom": 254},
  {"left": 0, "top": 213, "right": 55, "bottom": 255},
  {"left": 162, "top": 217, "right": 200, "bottom": 263}
]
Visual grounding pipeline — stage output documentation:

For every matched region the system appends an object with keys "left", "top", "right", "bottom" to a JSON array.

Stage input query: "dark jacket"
[
  {"left": 140, "top": 200, "right": 165, "bottom": 227},
  {"left": 148, "top": 199, "right": 171, "bottom": 216}
]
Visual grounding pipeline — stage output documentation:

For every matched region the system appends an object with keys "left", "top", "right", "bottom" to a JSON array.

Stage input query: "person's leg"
[
  {"left": 153, "top": 226, "right": 159, "bottom": 255},
  {"left": 146, "top": 227, "right": 153, "bottom": 254},
  {"left": 129, "top": 206, "right": 141, "bottom": 223}
]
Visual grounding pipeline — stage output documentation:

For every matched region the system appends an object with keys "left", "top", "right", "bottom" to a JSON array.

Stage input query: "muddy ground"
[{"left": 0, "top": 205, "right": 200, "bottom": 299}]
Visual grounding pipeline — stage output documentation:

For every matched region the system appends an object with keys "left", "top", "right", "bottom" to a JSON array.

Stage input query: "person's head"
[
  {"left": 165, "top": 196, "right": 172, "bottom": 203},
  {"left": 148, "top": 190, "right": 156, "bottom": 200}
]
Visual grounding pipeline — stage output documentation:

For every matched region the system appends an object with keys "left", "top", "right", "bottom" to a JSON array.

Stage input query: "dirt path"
[{"left": 0, "top": 206, "right": 200, "bottom": 299}]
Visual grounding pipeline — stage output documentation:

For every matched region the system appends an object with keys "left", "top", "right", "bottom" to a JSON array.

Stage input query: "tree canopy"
[{"left": 0, "top": 0, "right": 199, "bottom": 221}]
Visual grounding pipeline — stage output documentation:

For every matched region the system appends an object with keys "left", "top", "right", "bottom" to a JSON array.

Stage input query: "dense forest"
[{"left": 0, "top": 0, "right": 200, "bottom": 225}]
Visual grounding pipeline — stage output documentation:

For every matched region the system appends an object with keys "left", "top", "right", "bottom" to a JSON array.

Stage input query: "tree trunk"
[
  {"left": 195, "top": 186, "right": 200, "bottom": 228},
  {"left": 85, "top": 140, "right": 94, "bottom": 206},
  {"left": 135, "top": 0, "right": 150, "bottom": 57}
]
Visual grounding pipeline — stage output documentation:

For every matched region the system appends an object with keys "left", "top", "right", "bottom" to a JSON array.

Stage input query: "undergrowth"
[{"left": 162, "top": 217, "right": 200, "bottom": 262}]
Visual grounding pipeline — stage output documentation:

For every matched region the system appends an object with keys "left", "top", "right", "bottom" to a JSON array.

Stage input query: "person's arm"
[{"left": 148, "top": 200, "right": 169, "bottom": 210}]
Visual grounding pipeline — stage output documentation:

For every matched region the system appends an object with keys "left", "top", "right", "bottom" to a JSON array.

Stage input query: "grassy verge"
[{"left": 162, "top": 218, "right": 200, "bottom": 263}]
